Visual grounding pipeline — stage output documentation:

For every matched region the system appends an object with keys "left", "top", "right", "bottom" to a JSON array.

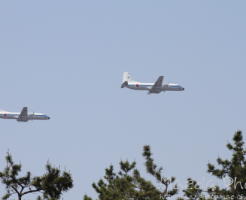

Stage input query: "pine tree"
[
  {"left": 182, "top": 178, "right": 203, "bottom": 200},
  {"left": 85, "top": 160, "right": 161, "bottom": 200},
  {"left": 0, "top": 152, "right": 73, "bottom": 200},
  {"left": 206, "top": 130, "right": 246, "bottom": 199},
  {"left": 142, "top": 145, "right": 178, "bottom": 200},
  {"left": 84, "top": 145, "right": 178, "bottom": 200}
]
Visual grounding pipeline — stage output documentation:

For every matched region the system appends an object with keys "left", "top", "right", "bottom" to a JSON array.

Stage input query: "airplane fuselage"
[{"left": 126, "top": 83, "right": 184, "bottom": 92}]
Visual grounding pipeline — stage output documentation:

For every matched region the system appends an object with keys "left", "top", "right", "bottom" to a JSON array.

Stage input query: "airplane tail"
[
  {"left": 121, "top": 72, "right": 138, "bottom": 88},
  {"left": 123, "top": 72, "right": 135, "bottom": 83}
]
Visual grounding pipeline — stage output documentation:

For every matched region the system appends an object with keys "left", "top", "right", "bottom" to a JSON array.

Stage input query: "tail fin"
[{"left": 123, "top": 72, "right": 134, "bottom": 83}]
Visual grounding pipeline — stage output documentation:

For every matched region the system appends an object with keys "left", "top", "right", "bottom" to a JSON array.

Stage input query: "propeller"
[
  {"left": 32, "top": 112, "right": 34, "bottom": 122},
  {"left": 165, "top": 81, "right": 169, "bottom": 93}
]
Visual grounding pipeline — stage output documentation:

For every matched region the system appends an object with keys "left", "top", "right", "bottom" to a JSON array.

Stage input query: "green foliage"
[
  {"left": 207, "top": 130, "right": 246, "bottom": 197},
  {"left": 0, "top": 153, "right": 73, "bottom": 200},
  {"left": 176, "top": 198, "right": 185, "bottom": 200},
  {"left": 89, "top": 160, "right": 161, "bottom": 200},
  {"left": 83, "top": 194, "right": 93, "bottom": 200},
  {"left": 143, "top": 145, "right": 178, "bottom": 199},
  {"left": 84, "top": 145, "right": 178, "bottom": 200},
  {"left": 183, "top": 178, "right": 203, "bottom": 200},
  {"left": 36, "top": 195, "right": 59, "bottom": 200}
]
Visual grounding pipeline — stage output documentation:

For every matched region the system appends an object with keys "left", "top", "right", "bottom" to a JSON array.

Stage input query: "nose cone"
[
  {"left": 183, "top": 88, "right": 185, "bottom": 90},
  {"left": 48, "top": 117, "right": 50, "bottom": 120}
]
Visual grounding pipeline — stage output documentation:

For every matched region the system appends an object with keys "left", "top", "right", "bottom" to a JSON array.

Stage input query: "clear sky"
[{"left": 0, "top": 1, "right": 246, "bottom": 199}]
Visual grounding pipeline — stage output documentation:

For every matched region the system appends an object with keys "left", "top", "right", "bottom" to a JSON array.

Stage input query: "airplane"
[
  {"left": 0, "top": 107, "right": 50, "bottom": 122},
  {"left": 121, "top": 72, "right": 184, "bottom": 95}
]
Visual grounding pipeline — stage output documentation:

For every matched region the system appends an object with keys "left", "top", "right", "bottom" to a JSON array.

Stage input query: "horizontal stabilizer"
[{"left": 121, "top": 81, "right": 128, "bottom": 88}]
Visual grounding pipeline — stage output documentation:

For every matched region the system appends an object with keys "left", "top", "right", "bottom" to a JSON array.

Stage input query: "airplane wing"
[
  {"left": 17, "top": 107, "right": 28, "bottom": 121},
  {"left": 147, "top": 76, "right": 164, "bottom": 94}
]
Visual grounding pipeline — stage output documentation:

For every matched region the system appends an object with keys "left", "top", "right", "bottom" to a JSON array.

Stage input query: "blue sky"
[{"left": 0, "top": 1, "right": 246, "bottom": 199}]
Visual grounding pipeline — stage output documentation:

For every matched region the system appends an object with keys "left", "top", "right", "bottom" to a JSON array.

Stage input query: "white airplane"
[
  {"left": 121, "top": 72, "right": 184, "bottom": 94},
  {"left": 0, "top": 107, "right": 50, "bottom": 122}
]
